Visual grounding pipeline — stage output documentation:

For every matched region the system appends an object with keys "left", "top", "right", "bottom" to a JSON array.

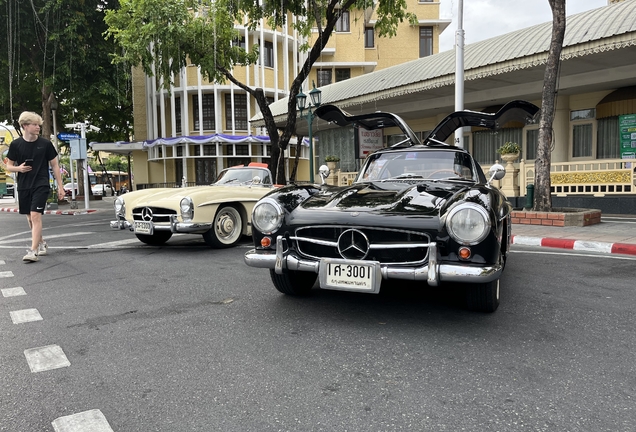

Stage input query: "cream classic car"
[{"left": 110, "top": 163, "right": 277, "bottom": 247}]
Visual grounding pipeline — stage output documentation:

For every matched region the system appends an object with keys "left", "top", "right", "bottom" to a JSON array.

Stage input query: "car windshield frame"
[
  {"left": 356, "top": 150, "right": 478, "bottom": 183},
  {"left": 214, "top": 167, "right": 272, "bottom": 186}
]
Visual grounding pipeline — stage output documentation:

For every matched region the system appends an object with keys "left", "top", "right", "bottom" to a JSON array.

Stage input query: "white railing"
[
  {"left": 520, "top": 158, "right": 636, "bottom": 196},
  {"left": 332, "top": 159, "right": 636, "bottom": 197}
]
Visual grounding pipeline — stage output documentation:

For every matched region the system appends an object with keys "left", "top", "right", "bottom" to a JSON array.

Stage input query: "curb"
[
  {"left": 511, "top": 235, "right": 636, "bottom": 256},
  {"left": 0, "top": 207, "right": 98, "bottom": 215}
]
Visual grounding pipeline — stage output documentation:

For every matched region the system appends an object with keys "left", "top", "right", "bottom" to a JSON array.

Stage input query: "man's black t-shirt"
[{"left": 6, "top": 137, "right": 57, "bottom": 191}]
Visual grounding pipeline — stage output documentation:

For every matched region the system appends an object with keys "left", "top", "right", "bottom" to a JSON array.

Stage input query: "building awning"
[
  {"left": 596, "top": 86, "right": 636, "bottom": 119},
  {"left": 89, "top": 141, "right": 145, "bottom": 155},
  {"left": 143, "top": 133, "right": 271, "bottom": 148}
]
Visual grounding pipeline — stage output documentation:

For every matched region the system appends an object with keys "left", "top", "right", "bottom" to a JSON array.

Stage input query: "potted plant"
[
  {"left": 325, "top": 155, "right": 340, "bottom": 170},
  {"left": 496, "top": 142, "right": 521, "bottom": 163}
]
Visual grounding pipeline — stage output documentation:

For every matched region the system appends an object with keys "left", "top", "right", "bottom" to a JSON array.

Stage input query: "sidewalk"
[
  {"left": 0, "top": 196, "right": 114, "bottom": 215},
  {"left": 2, "top": 196, "right": 636, "bottom": 256},
  {"left": 511, "top": 215, "right": 636, "bottom": 256}
]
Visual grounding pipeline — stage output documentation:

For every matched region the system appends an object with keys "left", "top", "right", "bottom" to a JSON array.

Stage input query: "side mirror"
[
  {"left": 488, "top": 163, "right": 506, "bottom": 183},
  {"left": 318, "top": 165, "right": 330, "bottom": 184}
]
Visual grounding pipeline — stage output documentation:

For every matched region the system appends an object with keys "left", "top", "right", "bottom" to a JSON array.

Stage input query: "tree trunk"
[
  {"left": 534, "top": 0, "right": 566, "bottom": 212},
  {"left": 289, "top": 135, "right": 304, "bottom": 182}
]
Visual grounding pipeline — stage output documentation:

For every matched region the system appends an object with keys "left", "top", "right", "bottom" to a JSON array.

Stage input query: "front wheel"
[
  {"left": 270, "top": 269, "right": 317, "bottom": 296},
  {"left": 466, "top": 279, "right": 500, "bottom": 312},
  {"left": 135, "top": 231, "right": 173, "bottom": 246},
  {"left": 203, "top": 205, "right": 243, "bottom": 248}
]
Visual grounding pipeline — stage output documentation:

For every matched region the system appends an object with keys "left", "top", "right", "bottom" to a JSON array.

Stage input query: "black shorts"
[{"left": 18, "top": 186, "right": 50, "bottom": 215}]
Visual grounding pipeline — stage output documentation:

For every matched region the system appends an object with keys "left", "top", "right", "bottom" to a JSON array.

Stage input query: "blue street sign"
[{"left": 57, "top": 132, "right": 81, "bottom": 141}]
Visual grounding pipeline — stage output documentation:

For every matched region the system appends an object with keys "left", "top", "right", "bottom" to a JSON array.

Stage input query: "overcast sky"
[{"left": 438, "top": 0, "right": 610, "bottom": 52}]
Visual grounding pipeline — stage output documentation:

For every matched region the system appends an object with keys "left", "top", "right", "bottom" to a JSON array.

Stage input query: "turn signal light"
[
  {"left": 458, "top": 247, "right": 471, "bottom": 260},
  {"left": 261, "top": 236, "right": 272, "bottom": 248}
]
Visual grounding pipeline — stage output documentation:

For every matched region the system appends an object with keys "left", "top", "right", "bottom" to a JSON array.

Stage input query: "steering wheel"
[{"left": 427, "top": 169, "right": 457, "bottom": 179}]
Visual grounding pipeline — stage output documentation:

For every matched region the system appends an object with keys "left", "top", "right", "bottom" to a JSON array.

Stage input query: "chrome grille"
[
  {"left": 132, "top": 206, "right": 177, "bottom": 223},
  {"left": 292, "top": 226, "right": 431, "bottom": 265}
]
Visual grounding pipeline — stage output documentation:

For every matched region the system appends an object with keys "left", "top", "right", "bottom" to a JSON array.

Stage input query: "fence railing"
[
  {"left": 520, "top": 158, "right": 636, "bottom": 196},
  {"left": 329, "top": 158, "right": 636, "bottom": 197}
]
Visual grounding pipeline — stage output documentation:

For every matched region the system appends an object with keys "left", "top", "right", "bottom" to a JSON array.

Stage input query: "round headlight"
[
  {"left": 114, "top": 197, "right": 125, "bottom": 214},
  {"left": 180, "top": 197, "right": 194, "bottom": 221},
  {"left": 252, "top": 198, "right": 284, "bottom": 234},
  {"left": 446, "top": 204, "right": 490, "bottom": 245}
]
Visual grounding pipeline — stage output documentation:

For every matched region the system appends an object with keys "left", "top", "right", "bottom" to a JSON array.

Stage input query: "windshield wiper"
[{"left": 380, "top": 173, "right": 426, "bottom": 182}]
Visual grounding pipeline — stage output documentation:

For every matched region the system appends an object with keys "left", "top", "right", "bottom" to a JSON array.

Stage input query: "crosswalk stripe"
[
  {"left": 24, "top": 345, "right": 71, "bottom": 373},
  {"left": 0, "top": 271, "right": 14, "bottom": 278},
  {"left": 52, "top": 409, "right": 114, "bottom": 432},
  {"left": 10, "top": 308, "right": 43, "bottom": 324},
  {"left": 1, "top": 287, "right": 26, "bottom": 297}
]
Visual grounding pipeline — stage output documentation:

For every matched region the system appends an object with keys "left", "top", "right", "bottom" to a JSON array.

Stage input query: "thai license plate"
[
  {"left": 318, "top": 258, "right": 381, "bottom": 294},
  {"left": 134, "top": 221, "right": 153, "bottom": 235}
]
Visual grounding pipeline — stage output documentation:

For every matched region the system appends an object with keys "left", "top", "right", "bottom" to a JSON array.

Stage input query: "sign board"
[
  {"left": 58, "top": 132, "right": 81, "bottom": 141},
  {"left": 70, "top": 138, "right": 87, "bottom": 160},
  {"left": 618, "top": 114, "right": 636, "bottom": 161},
  {"left": 357, "top": 127, "right": 384, "bottom": 159}
]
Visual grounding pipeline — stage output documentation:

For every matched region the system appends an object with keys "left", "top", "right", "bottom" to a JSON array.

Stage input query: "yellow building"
[{"left": 92, "top": 2, "right": 450, "bottom": 189}]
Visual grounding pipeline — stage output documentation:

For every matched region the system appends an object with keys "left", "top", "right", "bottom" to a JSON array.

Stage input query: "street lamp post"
[{"left": 296, "top": 82, "right": 322, "bottom": 183}]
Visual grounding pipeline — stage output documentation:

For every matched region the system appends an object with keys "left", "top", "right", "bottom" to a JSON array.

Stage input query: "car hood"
[
  {"left": 124, "top": 185, "right": 271, "bottom": 209},
  {"left": 288, "top": 181, "right": 473, "bottom": 229}
]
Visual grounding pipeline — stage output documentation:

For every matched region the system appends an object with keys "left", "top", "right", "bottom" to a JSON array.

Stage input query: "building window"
[
  {"left": 225, "top": 94, "right": 248, "bottom": 130},
  {"left": 317, "top": 69, "right": 332, "bottom": 87},
  {"left": 335, "top": 68, "right": 350, "bottom": 82},
  {"left": 597, "top": 116, "right": 620, "bottom": 159},
  {"left": 364, "top": 27, "right": 374, "bottom": 48},
  {"left": 175, "top": 96, "right": 181, "bottom": 134},
  {"left": 473, "top": 128, "right": 523, "bottom": 165},
  {"left": 571, "top": 109, "right": 595, "bottom": 158},
  {"left": 195, "top": 159, "right": 217, "bottom": 185},
  {"left": 232, "top": 36, "right": 246, "bottom": 49},
  {"left": 203, "top": 144, "right": 216, "bottom": 156},
  {"left": 525, "top": 128, "right": 539, "bottom": 160},
  {"left": 235, "top": 144, "right": 249, "bottom": 155},
  {"left": 262, "top": 41, "right": 274, "bottom": 68},
  {"left": 193, "top": 94, "right": 215, "bottom": 131},
  {"left": 335, "top": 11, "right": 350, "bottom": 32},
  {"left": 419, "top": 26, "right": 433, "bottom": 58}
]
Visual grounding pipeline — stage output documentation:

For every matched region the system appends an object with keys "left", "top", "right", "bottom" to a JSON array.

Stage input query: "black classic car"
[{"left": 244, "top": 101, "right": 539, "bottom": 312}]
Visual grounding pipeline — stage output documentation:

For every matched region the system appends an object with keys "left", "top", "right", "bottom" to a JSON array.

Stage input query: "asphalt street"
[{"left": 1, "top": 204, "right": 636, "bottom": 431}]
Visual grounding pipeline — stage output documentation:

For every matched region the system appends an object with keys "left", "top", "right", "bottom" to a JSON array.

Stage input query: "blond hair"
[{"left": 18, "top": 111, "right": 43, "bottom": 127}]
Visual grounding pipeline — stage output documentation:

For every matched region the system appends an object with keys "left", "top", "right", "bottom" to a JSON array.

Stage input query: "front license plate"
[
  {"left": 134, "top": 221, "right": 153, "bottom": 235},
  {"left": 318, "top": 258, "right": 381, "bottom": 294}
]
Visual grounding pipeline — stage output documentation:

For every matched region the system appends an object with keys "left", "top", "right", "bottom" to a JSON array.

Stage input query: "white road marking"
[
  {"left": 0, "top": 260, "right": 5, "bottom": 265},
  {"left": 24, "top": 345, "right": 71, "bottom": 373},
  {"left": 0, "top": 232, "right": 94, "bottom": 245},
  {"left": 0, "top": 271, "right": 14, "bottom": 278},
  {"left": 10, "top": 308, "right": 43, "bottom": 324},
  {"left": 2, "top": 287, "right": 26, "bottom": 297},
  {"left": 51, "top": 409, "right": 114, "bottom": 432}
]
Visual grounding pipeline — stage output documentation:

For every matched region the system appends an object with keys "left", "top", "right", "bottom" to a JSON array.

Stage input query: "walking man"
[{"left": 5, "top": 111, "right": 65, "bottom": 262}]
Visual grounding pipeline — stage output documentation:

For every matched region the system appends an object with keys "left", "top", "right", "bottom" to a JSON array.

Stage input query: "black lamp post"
[{"left": 296, "top": 82, "right": 322, "bottom": 183}]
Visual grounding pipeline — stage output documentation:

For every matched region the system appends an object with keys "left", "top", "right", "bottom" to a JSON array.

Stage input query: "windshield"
[
  {"left": 214, "top": 167, "right": 272, "bottom": 185},
  {"left": 358, "top": 150, "right": 476, "bottom": 182}
]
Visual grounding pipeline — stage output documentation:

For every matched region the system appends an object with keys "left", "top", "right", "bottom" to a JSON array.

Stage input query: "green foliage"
[
  {"left": 104, "top": 0, "right": 411, "bottom": 183},
  {"left": 496, "top": 142, "right": 521, "bottom": 155},
  {"left": 325, "top": 155, "right": 340, "bottom": 162},
  {"left": 0, "top": 0, "right": 133, "bottom": 143}
]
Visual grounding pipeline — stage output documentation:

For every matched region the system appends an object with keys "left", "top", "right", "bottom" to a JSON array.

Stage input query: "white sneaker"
[
  {"left": 38, "top": 241, "right": 48, "bottom": 256},
  {"left": 23, "top": 249, "right": 39, "bottom": 262}
]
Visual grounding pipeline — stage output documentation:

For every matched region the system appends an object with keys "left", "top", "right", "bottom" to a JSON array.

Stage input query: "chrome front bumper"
[
  {"left": 110, "top": 215, "right": 212, "bottom": 233},
  {"left": 244, "top": 236, "right": 503, "bottom": 287}
]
